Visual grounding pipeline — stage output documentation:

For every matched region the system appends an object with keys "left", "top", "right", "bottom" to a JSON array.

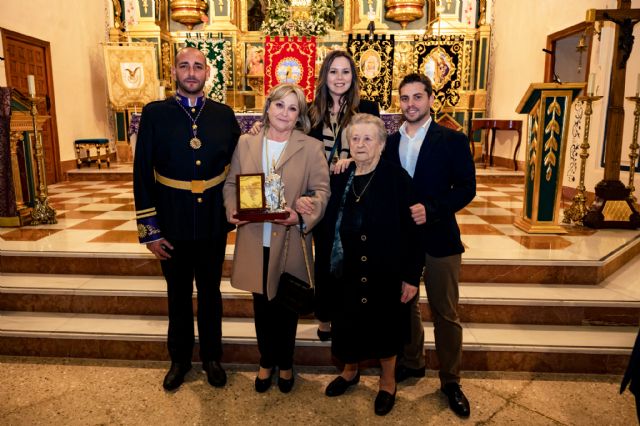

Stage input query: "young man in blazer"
[{"left": 384, "top": 73, "right": 476, "bottom": 417}]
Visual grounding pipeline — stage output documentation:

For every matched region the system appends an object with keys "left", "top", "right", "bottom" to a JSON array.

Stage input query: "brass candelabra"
[
  {"left": 29, "top": 95, "right": 57, "bottom": 225},
  {"left": 563, "top": 94, "right": 603, "bottom": 225},
  {"left": 626, "top": 95, "right": 640, "bottom": 206}
]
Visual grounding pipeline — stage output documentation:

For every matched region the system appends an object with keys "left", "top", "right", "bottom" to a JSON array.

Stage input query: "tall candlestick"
[
  {"left": 27, "top": 75, "right": 36, "bottom": 97},
  {"left": 587, "top": 73, "right": 595, "bottom": 96}
]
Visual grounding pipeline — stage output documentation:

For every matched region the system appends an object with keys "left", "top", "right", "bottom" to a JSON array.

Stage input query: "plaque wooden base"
[{"left": 233, "top": 210, "right": 290, "bottom": 222}]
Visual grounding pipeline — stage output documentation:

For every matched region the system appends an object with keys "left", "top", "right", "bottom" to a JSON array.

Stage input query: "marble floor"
[
  {"left": 1, "top": 356, "right": 637, "bottom": 425},
  {"left": 2, "top": 179, "right": 639, "bottom": 265}
]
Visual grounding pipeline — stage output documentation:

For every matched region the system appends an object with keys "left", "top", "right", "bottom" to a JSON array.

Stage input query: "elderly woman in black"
[{"left": 303, "top": 113, "right": 422, "bottom": 415}]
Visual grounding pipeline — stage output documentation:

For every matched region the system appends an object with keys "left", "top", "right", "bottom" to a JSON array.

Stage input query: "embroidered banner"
[
  {"left": 413, "top": 35, "right": 464, "bottom": 114},
  {"left": 103, "top": 44, "right": 158, "bottom": 108},
  {"left": 185, "top": 34, "right": 231, "bottom": 103},
  {"left": 264, "top": 36, "right": 317, "bottom": 102},
  {"left": 347, "top": 34, "right": 395, "bottom": 110}
]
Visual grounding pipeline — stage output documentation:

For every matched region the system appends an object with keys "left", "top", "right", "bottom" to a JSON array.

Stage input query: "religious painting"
[
  {"left": 103, "top": 44, "right": 159, "bottom": 108},
  {"left": 422, "top": 46, "right": 455, "bottom": 91},
  {"left": 360, "top": 49, "right": 382, "bottom": 80},
  {"left": 247, "top": 0, "right": 267, "bottom": 31},
  {"left": 246, "top": 44, "right": 265, "bottom": 76},
  {"left": 275, "top": 58, "right": 303, "bottom": 84},
  {"left": 237, "top": 174, "right": 265, "bottom": 210},
  {"left": 438, "top": 0, "right": 461, "bottom": 18}
]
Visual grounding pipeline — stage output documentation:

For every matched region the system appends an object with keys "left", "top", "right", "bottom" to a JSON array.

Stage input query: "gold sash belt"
[{"left": 154, "top": 165, "right": 230, "bottom": 194}]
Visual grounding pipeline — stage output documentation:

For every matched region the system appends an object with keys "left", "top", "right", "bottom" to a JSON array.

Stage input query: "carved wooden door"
[{"left": 1, "top": 28, "right": 61, "bottom": 184}]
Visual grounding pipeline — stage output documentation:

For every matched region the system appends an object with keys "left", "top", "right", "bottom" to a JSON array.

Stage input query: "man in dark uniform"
[
  {"left": 384, "top": 73, "right": 476, "bottom": 417},
  {"left": 134, "top": 47, "right": 240, "bottom": 391}
]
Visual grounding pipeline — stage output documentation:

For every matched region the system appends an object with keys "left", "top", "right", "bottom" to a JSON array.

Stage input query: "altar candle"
[
  {"left": 587, "top": 73, "right": 595, "bottom": 96},
  {"left": 27, "top": 75, "right": 36, "bottom": 97},
  {"left": 158, "top": 85, "right": 166, "bottom": 100}
]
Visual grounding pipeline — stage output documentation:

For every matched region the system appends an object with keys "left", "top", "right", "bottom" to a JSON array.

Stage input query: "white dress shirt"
[{"left": 398, "top": 117, "right": 432, "bottom": 177}]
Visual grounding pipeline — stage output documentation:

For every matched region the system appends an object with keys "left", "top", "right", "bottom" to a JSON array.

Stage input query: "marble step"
[
  {"left": 4, "top": 245, "right": 639, "bottom": 284},
  {"left": 0, "top": 310, "right": 633, "bottom": 374},
  {"left": 2, "top": 273, "right": 638, "bottom": 326}
]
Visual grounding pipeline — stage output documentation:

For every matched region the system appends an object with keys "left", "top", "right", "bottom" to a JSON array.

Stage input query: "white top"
[
  {"left": 262, "top": 138, "right": 287, "bottom": 247},
  {"left": 398, "top": 117, "right": 432, "bottom": 177}
]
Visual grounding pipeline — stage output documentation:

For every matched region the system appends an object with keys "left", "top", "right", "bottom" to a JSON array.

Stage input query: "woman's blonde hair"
[{"left": 262, "top": 83, "right": 311, "bottom": 134}]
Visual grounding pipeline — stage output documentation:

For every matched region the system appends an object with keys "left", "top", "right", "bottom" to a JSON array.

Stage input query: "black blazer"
[
  {"left": 384, "top": 121, "right": 476, "bottom": 257},
  {"left": 308, "top": 99, "right": 380, "bottom": 147}
]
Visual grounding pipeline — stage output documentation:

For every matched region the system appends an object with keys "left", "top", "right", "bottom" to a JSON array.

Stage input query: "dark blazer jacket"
[
  {"left": 384, "top": 121, "right": 476, "bottom": 257},
  {"left": 308, "top": 99, "right": 380, "bottom": 154}
]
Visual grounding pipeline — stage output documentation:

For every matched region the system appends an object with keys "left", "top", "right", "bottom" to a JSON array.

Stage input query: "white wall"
[
  {"left": 0, "top": 0, "right": 111, "bottom": 163},
  {"left": 489, "top": 0, "right": 640, "bottom": 199}
]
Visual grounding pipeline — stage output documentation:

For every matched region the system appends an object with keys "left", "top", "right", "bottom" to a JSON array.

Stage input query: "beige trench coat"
[{"left": 223, "top": 129, "right": 330, "bottom": 300}]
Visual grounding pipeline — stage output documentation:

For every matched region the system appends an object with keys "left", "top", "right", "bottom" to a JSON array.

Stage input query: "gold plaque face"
[{"left": 238, "top": 174, "right": 265, "bottom": 210}]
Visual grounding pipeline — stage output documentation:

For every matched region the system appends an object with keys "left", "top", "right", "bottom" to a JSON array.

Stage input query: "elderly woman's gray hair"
[
  {"left": 344, "top": 113, "right": 388, "bottom": 144},
  {"left": 262, "top": 83, "right": 311, "bottom": 134}
]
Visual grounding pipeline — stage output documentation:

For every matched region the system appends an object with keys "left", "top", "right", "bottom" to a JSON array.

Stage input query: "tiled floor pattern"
[{"left": 2, "top": 179, "right": 639, "bottom": 264}]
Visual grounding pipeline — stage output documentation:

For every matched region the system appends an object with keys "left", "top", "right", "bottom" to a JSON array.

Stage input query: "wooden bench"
[{"left": 74, "top": 138, "right": 110, "bottom": 169}]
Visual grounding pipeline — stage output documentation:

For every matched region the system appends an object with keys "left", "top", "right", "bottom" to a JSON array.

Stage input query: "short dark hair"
[{"left": 398, "top": 73, "right": 433, "bottom": 96}]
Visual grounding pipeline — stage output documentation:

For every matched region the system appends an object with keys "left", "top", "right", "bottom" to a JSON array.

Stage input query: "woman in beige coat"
[{"left": 223, "top": 83, "right": 330, "bottom": 394}]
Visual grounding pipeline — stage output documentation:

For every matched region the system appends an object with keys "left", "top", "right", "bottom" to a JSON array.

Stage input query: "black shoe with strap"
[
  {"left": 203, "top": 360, "right": 227, "bottom": 388},
  {"left": 163, "top": 362, "right": 192, "bottom": 391},
  {"left": 441, "top": 382, "right": 471, "bottom": 417}
]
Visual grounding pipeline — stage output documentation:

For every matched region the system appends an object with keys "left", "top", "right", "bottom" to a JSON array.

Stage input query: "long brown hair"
[{"left": 309, "top": 50, "right": 361, "bottom": 130}]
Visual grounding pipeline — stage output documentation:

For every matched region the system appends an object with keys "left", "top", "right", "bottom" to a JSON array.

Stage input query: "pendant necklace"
[
  {"left": 175, "top": 97, "right": 205, "bottom": 150},
  {"left": 352, "top": 168, "right": 376, "bottom": 203}
]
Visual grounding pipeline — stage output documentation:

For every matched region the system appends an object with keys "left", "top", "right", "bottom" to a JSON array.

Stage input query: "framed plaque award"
[{"left": 233, "top": 173, "right": 290, "bottom": 221}]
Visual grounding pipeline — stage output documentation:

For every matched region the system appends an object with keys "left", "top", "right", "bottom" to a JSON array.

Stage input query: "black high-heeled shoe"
[
  {"left": 255, "top": 368, "right": 274, "bottom": 393},
  {"left": 278, "top": 370, "right": 295, "bottom": 393}
]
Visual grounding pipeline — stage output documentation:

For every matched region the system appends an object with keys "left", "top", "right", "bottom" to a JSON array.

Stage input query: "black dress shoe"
[
  {"left": 374, "top": 389, "right": 396, "bottom": 416},
  {"left": 278, "top": 373, "right": 295, "bottom": 393},
  {"left": 255, "top": 369, "right": 274, "bottom": 393},
  {"left": 203, "top": 360, "right": 227, "bottom": 388},
  {"left": 325, "top": 372, "right": 360, "bottom": 397},
  {"left": 395, "top": 365, "right": 425, "bottom": 383},
  {"left": 163, "top": 362, "right": 192, "bottom": 391},
  {"left": 441, "top": 382, "right": 471, "bottom": 417},
  {"left": 317, "top": 328, "right": 331, "bottom": 341}
]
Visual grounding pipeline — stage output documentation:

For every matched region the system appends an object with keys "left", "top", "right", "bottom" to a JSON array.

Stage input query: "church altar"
[{"left": 107, "top": 0, "right": 490, "bottom": 147}]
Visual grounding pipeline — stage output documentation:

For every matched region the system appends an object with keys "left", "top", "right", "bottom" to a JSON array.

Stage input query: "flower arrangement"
[{"left": 261, "top": 0, "right": 336, "bottom": 36}]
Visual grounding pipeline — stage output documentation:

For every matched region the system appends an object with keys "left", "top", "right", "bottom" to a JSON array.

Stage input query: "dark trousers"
[
  {"left": 160, "top": 237, "right": 226, "bottom": 363},
  {"left": 252, "top": 247, "right": 299, "bottom": 370}
]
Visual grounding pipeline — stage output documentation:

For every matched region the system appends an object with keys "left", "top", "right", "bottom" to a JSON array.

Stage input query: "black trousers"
[
  {"left": 160, "top": 237, "right": 226, "bottom": 363},
  {"left": 252, "top": 247, "right": 299, "bottom": 370}
]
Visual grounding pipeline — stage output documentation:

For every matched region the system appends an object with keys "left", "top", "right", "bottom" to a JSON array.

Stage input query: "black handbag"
[{"left": 274, "top": 223, "right": 315, "bottom": 315}]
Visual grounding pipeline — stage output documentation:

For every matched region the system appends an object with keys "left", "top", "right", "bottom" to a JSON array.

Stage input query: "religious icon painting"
[
  {"left": 359, "top": 49, "right": 382, "bottom": 80},
  {"left": 422, "top": 47, "right": 455, "bottom": 91},
  {"left": 275, "top": 57, "right": 303, "bottom": 84}
]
